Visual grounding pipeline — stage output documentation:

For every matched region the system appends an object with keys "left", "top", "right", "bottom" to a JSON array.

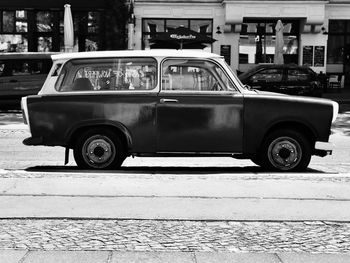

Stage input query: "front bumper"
[{"left": 314, "top": 141, "right": 333, "bottom": 157}]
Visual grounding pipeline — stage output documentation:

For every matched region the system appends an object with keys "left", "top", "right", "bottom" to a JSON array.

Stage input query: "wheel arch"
[
  {"left": 66, "top": 120, "right": 132, "bottom": 152},
  {"left": 262, "top": 121, "right": 317, "bottom": 150}
]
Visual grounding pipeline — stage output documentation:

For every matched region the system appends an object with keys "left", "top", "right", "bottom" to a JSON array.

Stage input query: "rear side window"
[
  {"left": 55, "top": 57, "right": 157, "bottom": 92},
  {"left": 250, "top": 68, "right": 283, "bottom": 83},
  {"left": 287, "top": 69, "right": 309, "bottom": 82}
]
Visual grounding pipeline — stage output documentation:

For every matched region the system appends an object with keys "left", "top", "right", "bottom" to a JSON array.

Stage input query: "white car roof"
[{"left": 51, "top": 49, "right": 222, "bottom": 61}]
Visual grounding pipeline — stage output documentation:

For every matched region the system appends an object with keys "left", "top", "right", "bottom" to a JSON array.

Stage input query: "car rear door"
[
  {"left": 156, "top": 58, "right": 244, "bottom": 153},
  {"left": 246, "top": 67, "right": 284, "bottom": 93}
]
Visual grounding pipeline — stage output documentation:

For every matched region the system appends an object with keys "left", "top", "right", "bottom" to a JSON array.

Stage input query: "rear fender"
[{"left": 65, "top": 120, "right": 132, "bottom": 150}]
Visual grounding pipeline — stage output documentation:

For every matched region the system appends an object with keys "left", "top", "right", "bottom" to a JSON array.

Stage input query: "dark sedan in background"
[
  {"left": 0, "top": 52, "right": 53, "bottom": 110},
  {"left": 238, "top": 64, "right": 323, "bottom": 97}
]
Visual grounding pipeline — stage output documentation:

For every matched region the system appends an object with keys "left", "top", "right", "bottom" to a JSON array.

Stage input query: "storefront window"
[
  {"left": 36, "top": 11, "right": 53, "bottom": 32},
  {"left": 0, "top": 34, "right": 27, "bottom": 52},
  {"left": 88, "top": 12, "right": 100, "bottom": 34},
  {"left": 239, "top": 20, "right": 299, "bottom": 65},
  {"left": 190, "top": 20, "right": 212, "bottom": 34},
  {"left": 37, "top": 36, "right": 52, "bottom": 52},
  {"left": 3, "top": 11, "right": 15, "bottom": 32},
  {"left": 327, "top": 20, "right": 350, "bottom": 65},
  {"left": 166, "top": 19, "right": 188, "bottom": 30},
  {"left": 142, "top": 18, "right": 213, "bottom": 51},
  {"left": 143, "top": 19, "right": 165, "bottom": 34},
  {"left": 15, "top": 11, "right": 27, "bottom": 32}
]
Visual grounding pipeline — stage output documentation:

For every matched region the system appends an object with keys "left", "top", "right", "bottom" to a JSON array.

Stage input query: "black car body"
[
  {"left": 21, "top": 50, "right": 338, "bottom": 172},
  {"left": 238, "top": 64, "right": 322, "bottom": 97}
]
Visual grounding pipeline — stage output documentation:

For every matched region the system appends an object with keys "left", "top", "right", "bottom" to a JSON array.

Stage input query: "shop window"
[
  {"left": 143, "top": 19, "right": 165, "bottom": 34},
  {"left": 88, "top": 12, "right": 100, "bottom": 34},
  {"left": 36, "top": 11, "right": 54, "bottom": 32},
  {"left": 0, "top": 35, "right": 27, "bottom": 52},
  {"left": 239, "top": 20, "right": 299, "bottom": 65},
  {"left": 3, "top": 11, "right": 15, "bottom": 32},
  {"left": 190, "top": 20, "right": 212, "bottom": 33},
  {"left": 37, "top": 36, "right": 52, "bottom": 52},
  {"left": 327, "top": 20, "right": 350, "bottom": 65},
  {"left": 86, "top": 36, "right": 99, "bottom": 51},
  {"left": 166, "top": 19, "right": 188, "bottom": 31},
  {"left": 142, "top": 18, "right": 213, "bottom": 51}
]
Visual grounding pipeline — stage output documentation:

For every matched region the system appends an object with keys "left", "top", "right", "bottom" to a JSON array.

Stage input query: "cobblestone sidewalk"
[{"left": 0, "top": 219, "right": 349, "bottom": 253}]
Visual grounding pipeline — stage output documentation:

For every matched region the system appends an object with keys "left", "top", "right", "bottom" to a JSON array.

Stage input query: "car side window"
[
  {"left": 161, "top": 59, "right": 235, "bottom": 92},
  {"left": 55, "top": 57, "right": 157, "bottom": 92},
  {"left": 11, "top": 60, "right": 50, "bottom": 76},
  {"left": 287, "top": 69, "right": 309, "bottom": 82},
  {"left": 250, "top": 68, "right": 283, "bottom": 83}
]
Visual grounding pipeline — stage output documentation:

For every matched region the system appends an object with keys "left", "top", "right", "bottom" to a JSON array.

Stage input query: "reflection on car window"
[
  {"left": 251, "top": 68, "right": 283, "bottom": 82},
  {"left": 56, "top": 58, "right": 157, "bottom": 92},
  {"left": 287, "top": 69, "right": 309, "bottom": 82},
  {"left": 162, "top": 59, "right": 235, "bottom": 92}
]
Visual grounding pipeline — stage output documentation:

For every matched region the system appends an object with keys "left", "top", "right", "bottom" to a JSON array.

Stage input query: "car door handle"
[{"left": 160, "top": 98, "right": 178, "bottom": 103}]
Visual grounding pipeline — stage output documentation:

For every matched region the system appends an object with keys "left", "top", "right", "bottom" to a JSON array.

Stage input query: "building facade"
[
  {"left": 0, "top": 0, "right": 128, "bottom": 53},
  {"left": 132, "top": 0, "right": 350, "bottom": 88}
]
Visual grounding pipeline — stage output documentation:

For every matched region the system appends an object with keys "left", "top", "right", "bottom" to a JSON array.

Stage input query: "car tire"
[
  {"left": 74, "top": 128, "right": 126, "bottom": 170},
  {"left": 258, "top": 129, "right": 312, "bottom": 172}
]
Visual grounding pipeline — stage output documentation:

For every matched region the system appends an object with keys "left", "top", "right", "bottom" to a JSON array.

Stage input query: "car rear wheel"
[
  {"left": 74, "top": 128, "right": 126, "bottom": 170},
  {"left": 259, "top": 129, "right": 312, "bottom": 172}
]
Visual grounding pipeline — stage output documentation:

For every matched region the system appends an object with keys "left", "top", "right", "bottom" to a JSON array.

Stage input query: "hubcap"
[
  {"left": 268, "top": 136, "right": 302, "bottom": 171},
  {"left": 82, "top": 135, "right": 116, "bottom": 168}
]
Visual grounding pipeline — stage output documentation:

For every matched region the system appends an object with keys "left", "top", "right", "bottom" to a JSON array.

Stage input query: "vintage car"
[{"left": 21, "top": 50, "right": 339, "bottom": 172}]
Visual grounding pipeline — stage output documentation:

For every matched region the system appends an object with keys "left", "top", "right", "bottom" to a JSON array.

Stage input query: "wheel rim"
[
  {"left": 82, "top": 135, "right": 116, "bottom": 169},
  {"left": 267, "top": 136, "right": 302, "bottom": 171}
]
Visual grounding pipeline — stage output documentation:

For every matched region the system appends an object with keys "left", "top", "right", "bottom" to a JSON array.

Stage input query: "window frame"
[
  {"left": 54, "top": 57, "right": 159, "bottom": 93},
  {"left": 160, "top": 58, "right": 238, "bottom": 94}
]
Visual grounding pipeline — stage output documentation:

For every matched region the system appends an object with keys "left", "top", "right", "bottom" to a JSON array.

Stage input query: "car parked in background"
[
  {"left": 0, "top": 52, "right": 54, "bottom": 110},
  {"left": 21, "top": 50, "right": 338, "bottom": 172},
  {"left": 238, "top": 64, "right": 322, "bottom": 97}
]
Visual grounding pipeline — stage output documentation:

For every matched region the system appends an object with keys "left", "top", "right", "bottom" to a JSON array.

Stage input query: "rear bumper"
[
  {"left": 314, "top": 141, "right": 333, "bottom": 157},
  {"left": 23, "top": 136, "right": 43, "bottom": 146}
]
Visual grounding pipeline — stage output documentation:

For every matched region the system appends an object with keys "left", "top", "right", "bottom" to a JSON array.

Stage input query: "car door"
[
  {"left": 284, "top": 68, "right": 311, "bottom": 95},
  {"left": 156, "top": 58, "right": 244, "bottom": 153},
  {"left": 248, "top": 67, "right": 284, "bottom": 93}
]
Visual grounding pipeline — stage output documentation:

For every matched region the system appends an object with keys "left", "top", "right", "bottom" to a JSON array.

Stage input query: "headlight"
[{"left": 331, "top": 101, "right": 339, "bottom": 123}]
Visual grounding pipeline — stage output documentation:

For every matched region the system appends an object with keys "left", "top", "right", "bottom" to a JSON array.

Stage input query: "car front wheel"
[
  {"left": 74, "top": 128, "right": 125, "bottom": 170},
  {"left": 259, "top": 129, "right": 312, "bottom": 172}
]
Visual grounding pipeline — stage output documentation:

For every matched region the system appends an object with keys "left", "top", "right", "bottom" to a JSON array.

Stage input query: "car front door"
[{"left": 156, "top": 58, "right": 244, "bottom": 153}]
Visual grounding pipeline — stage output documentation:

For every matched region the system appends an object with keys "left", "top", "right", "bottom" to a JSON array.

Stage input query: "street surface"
[{"left": 0, "top": 106, "right": 349, "bottom": 256}]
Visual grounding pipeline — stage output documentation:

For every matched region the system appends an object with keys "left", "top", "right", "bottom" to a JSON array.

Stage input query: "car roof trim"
[{"left": 51, "top": 50, "right": 222, "bottom": 61}]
